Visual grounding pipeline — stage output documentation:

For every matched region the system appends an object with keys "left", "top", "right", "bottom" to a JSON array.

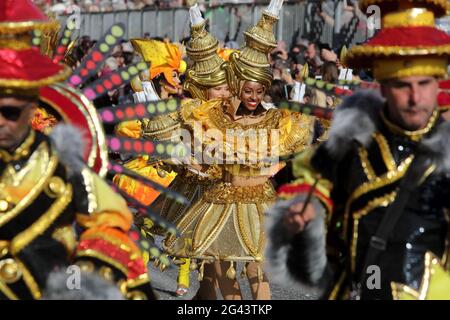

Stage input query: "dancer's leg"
[
  {"left": 215, "top": 261, "right": 242, "bottom": 300},
  {"left": 246, "top": 262, "right": 271, "bottom": 300}
]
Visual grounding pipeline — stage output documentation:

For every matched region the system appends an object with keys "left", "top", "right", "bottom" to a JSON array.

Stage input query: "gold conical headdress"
[
  {"left": 226, "top": 0, "right": 283, "bottom": 96},
  {"left": 184, "top": 4, "right": 227, "bottom": 101}
]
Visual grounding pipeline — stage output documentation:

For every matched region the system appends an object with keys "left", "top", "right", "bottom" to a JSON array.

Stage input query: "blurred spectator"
[
  {"left": 121, "top": 41, "right": 135, "bottom": 65},
  {"left": 304, "top": 42, "right": 323, "bottom": 76},
  {"left": 111, "top": 45, "right": 126, "bottom": 68},
  {"left": 265, "top": 79, "right": 288, "bottom": 105},
  {"left": 321, "top": 61, "right": 339, "bottom": 83}
]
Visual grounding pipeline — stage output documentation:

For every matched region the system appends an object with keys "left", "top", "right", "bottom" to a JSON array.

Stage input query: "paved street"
[{"left": 148, "top": 238, "right": 318, "bottom": 300}]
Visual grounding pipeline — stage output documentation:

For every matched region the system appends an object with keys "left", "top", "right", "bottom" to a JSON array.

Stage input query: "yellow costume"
[
  {"left": 113, "top": 40, "right": 185, "bottom": 207},
  {"left": 164, "top": 2, "right": 315, "bottom": 301},
  {"left": 164, "top": 99, "right": 314, "bottom": 262}
]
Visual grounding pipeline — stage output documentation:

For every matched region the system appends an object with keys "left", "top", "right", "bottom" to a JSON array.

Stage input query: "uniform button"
[
  {"left": 406, "top": 243, "right": 412, "bottom": 250},
  {"left": 398, "top": 145, "right": 404, "bottom": 151},
  {"left": 419, "top": 227, "right": 425, "bottom": 233}
]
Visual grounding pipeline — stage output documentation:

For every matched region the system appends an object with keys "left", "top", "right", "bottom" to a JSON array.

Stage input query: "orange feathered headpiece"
[
  {"left": 130, "top": 39, "right": 185, "bottom": 87},
  {"left": 217, "top": 48, "right": 237, "bottom": 62}
]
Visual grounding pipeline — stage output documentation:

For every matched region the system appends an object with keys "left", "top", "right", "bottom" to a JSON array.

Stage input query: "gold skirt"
[
  {"left": 151, "top": 171, "right": 210, "bottom": 235},
  {"left": 163, "top": 182, "right": 275, "bottom": 263}
]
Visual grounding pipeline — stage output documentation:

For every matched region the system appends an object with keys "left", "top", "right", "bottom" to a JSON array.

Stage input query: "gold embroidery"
[
  {"left": 328, "top": 271, "right": 346, "bottom": 300},
  {"left": 203, "top": 182, "right": 275, "bottom": 204},
  {"left": 373, "top": 133, "right": 396, "bottom": 171},
  {"left": 380, "top": 108, "right": 439, "bottom": 142},
  {"left": 343, "top": 155, "right": 414, "bottom": 237},
  {"left": 80, "top": 232, "right": 132, "bottom": 253},
  {"left": 52, "top": 225, "right": 77, "bottom": 256},
  {"left": 235, "top": 202, "right": 266, "bottom": 259},
  {"left": 351, "top": 191, "right": 397, "bottom": 272},
  {"left": 76, "top": 249, "right": 128, "bottom": 276},
  {"left": 358, "top": 147, "right": 376, "bottom": 180},
  {"left": 0, "top": 130, "right": 35, "bottom": 163},
  {"left": 0, "top": 146, "right": 58, "bottom": 229},
  {"left": 209, "top": 106, "right": 283, "bottom": 131},
  {"left": 81, "top": 168, "right": 98, "bottom": 214},
  {"left": 0, "top": 280, "right": 18, "bottom": 300},
  {"left": 10, "top": 183, "right": 72, "bottom": 255},
  {"left": 127, "top": 273, "right": 150, "bottom": 289},
  {"left": 16, "top": 258, "right": 41, "bottom": 300}
]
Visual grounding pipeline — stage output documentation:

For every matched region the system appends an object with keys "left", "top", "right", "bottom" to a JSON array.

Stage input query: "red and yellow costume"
[{"left": 0, "top": 0, "right": 155, "bottom": 300}]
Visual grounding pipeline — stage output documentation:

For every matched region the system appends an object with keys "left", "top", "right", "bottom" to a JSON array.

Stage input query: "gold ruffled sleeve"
[{"left": 278, "top": 110, "right": 315, "bottom": 156}]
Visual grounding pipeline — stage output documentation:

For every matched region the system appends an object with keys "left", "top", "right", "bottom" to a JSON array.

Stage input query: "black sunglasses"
[{"left": 0, "top": 106, "right": 25, "bottom": 122}]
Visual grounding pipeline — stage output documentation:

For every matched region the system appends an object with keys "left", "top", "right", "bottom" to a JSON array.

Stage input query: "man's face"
[
  {"left": 381, "top": 76, "right": 439, "bottom": 131},
  {"left": 0, "top": 96, "right": 36, "bottom": 150},
  {"left": 305, "top": 44, "right": 316, "bottom": 60}
]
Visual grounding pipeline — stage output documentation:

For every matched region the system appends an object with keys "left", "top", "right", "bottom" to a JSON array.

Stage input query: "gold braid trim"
[
  {"left": 0, "top": 21, "right": 51, "bottom": 34},
  {"left": 0, "top": 280, "right": 18, "bottom": 300},
  {"left": 373, "top": 133, "right": 397, "bottom": 171},
  {"left": 15, "top": 258, "right": 41, "bottom": 300},
  {"left": 358, "top": 147, "right": 376, "bottom": 181},
  {"left": 10, "top": 184, "right": 73, "bottom": 255},
  {"left": 0, "top": 130, "right": 35, "bottom": 163},
  {"left": 343, "top": 155, "right": 414, "bottom": 237},
  {"left": 380, "top": 108, "right": 439, "bottom": 142},
  {"left": 75, "top": 249, "right": 129, "bottom": 276},
  {"left": 351, "top": 191, "right": 397, "bottom": 273},
  {"left": 0, "top": 147, "right": 58, "bottom": 228}
]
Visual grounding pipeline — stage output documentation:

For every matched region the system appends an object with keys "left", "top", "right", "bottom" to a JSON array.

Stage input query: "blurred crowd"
[
  {"left": 65, "top": 31, "right": 372, "bottom": 115},
  {"left": 35, "top": 0, "right": 294, "bottom": 13}
]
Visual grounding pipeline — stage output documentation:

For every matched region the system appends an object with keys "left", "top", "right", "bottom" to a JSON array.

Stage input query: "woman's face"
[
  {"left": 207, "top": 84, "right": 231, "bottom": 100},
  {"left": 240, "top": 81, "right": 265, "bottom": 111},
  {"left": 162, "top": 70, "right": 181, "bottom": 95}
]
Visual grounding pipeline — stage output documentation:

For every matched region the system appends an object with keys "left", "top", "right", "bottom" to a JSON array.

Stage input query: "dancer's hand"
[{"left": 283, "top": 202, "right": 316, "bottom": 234}]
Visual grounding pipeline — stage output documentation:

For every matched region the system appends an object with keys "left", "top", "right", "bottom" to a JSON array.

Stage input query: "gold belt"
[{"left": 203, "top": 182, "right": 275, "bottom": 204}]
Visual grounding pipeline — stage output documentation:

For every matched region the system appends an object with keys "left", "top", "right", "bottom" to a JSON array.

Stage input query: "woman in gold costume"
[
  {"left": 164, "top": 0, "right": 315, "bottom": 300},
  {"left": 114, "top": 6, "right": 234, "bottom": 297}
]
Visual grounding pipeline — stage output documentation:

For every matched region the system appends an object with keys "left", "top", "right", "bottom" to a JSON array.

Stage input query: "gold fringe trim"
[
  {"left": 0, "top": 21, "right": 51, "bottom": 34},
  {"left": 359, "top": 0, "right": 449, "bottom": 17},
  {"left": 345, "top": 44, "right": 450, "bottom": 66},
  {"left": 226, "top": 261, "right": 236, "bottom": 280}
]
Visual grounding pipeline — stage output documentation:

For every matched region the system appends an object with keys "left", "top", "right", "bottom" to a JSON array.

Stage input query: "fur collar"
[
  {"left": 324, "top": 89, "right": 384, "bottom": 160},
  {"left": 49, "top": 124, "right": 86, "bottom": 176}
]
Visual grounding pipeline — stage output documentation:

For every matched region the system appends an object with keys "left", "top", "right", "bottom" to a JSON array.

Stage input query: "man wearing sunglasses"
[
  {"left": 0, "top": 99, "right": 35, "bottom": 150},
  {"left": 0, "top": 0, "right": 156, "bottom": 300}
]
